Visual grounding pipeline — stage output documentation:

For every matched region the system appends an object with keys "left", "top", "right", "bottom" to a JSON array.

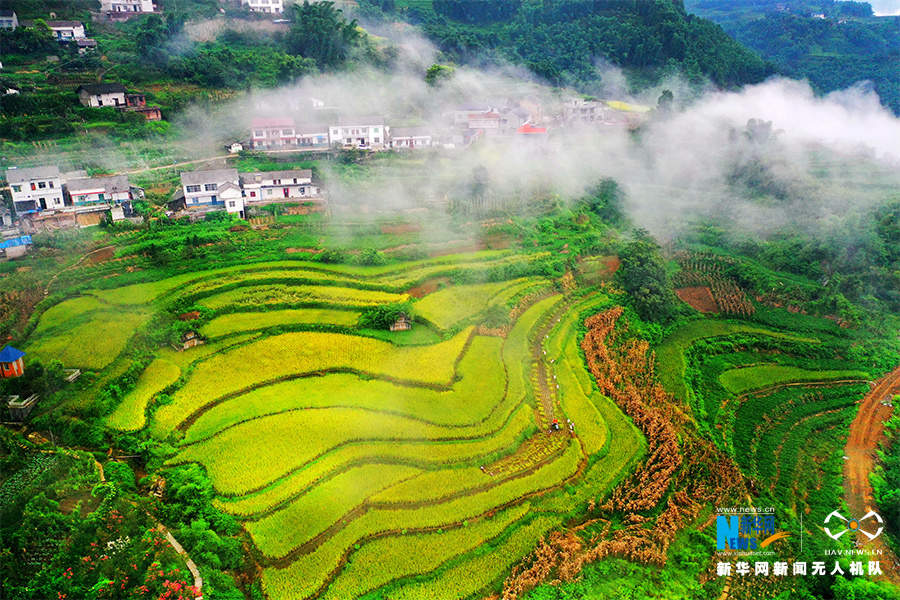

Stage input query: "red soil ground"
[
  {"left": 843, "top": 366, "right": 900, "bottom": 586},
  {"left": 675, "top": 286, "right": 718, "bottom": 313}
]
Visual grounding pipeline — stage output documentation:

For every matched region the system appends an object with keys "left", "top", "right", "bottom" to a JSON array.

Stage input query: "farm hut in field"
[
  {"left": 390, "top": 313, "right": 412, "bottom": 332},
  {"left": 0, "top": 346, "right": 25, "bottom": 378},
  {"left": 7, "top": 394, "right": 39, "bottom": 421},
  {"left": 179, "top": 331, "right": 205, "bottom": 351}
]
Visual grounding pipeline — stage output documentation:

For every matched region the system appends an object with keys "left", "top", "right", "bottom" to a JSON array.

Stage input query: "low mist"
[{"left": 126, "top": 24, "right": 900, "bottom": 243}]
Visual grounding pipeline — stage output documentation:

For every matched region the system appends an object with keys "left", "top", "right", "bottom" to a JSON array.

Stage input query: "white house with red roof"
[
  {"left": 467, "top": 111, "right": 501, "bottom": 135},
  {"left": 251, "top": 117, "right": 297, "bottom": 149}
]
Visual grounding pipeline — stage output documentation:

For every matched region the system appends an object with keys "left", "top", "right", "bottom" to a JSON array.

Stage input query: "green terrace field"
[
  {"left": 26, "top": 251, "right": 645, "bottom": 600},
  {"left": 655, "top": 312, "right": 875, "bottom": 518}
]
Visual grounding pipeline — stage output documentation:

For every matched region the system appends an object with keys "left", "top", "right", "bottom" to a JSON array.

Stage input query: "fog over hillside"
[{"left": 165, "top": 28, "right": 900, "bottom": 242}]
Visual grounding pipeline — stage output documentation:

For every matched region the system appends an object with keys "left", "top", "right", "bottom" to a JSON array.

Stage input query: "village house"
[
  {"left": 249, "top": 117, "right": 332, "bottom": 149},
  {"left": 76, "top": 84, "right": 162, "bottom": 120},
  {"left": 1, "top": 236, "right": 32, "bottom": 260},
  {"left": 500, "top": 107, "right": 532, "bottom": 134},
  {"left": 77, "top": 83, "right": 127, "bottom": 108},
  {"left": 390, "top": 314, "right": 412, "bottom": 332},
  {"left": 176, "top": 168, "right": 242, "bottom": 210},
  {"left": 452, "top": 102, "right": 491, "bottom": 126},
  {"left": 240, "top": 169, "right": 323, "bottom": 204},
  {"left": 100, "top": 0, "right": 155, "bottom": 17},
  {"left": 295, "top": 123, "right": 330, "bottom": 148},
  {"left": 242, "top": 0, "right": 284, "bottom": 13},
  {"left": 0, "top": 10, "right": 18, "bottom": 29},
  {"left": 251, "top": 117, "right": 296, "bottom": 149},
  {"left": 564, "top": 97, "right": 607, "bottom": 125},
  {"left": 467, "top": 111, "right": 502, "bottom": 135},
  {"left": 330, "top": 116, "right": 388, "bottom": 149},
  {"left": 75, "top": 38, "right": 98, "bottom": 53},
  {"left": 390, "top": 127, "right": 434, "bottom": 150},
  {"left": 7, "top": 166, "right": 65, "bottom": 213},
  {"left": 519, "top": 95, "right": 543, "bottom": 124},
  {"left": 65, "top": 175, "right": 136, "bottom": 208},
  {"left": 0, "top": 346, "right": 25, "bottom": 378},
  {"left": 46, "top": 20, "right": 86, "bottom": 40}
]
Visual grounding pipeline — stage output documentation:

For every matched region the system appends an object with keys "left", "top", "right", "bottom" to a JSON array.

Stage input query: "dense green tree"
[
  {"left": 434, "top": 0, "right": 521, "bottom": 24},
  {"left": 616, "top": 231, "right": 676, "bottom": 322},
  {"left": 583, "top": 178, "right": 627, "bottom": 227},
  {"left": 425, "top": 63, "right": 456, "bottom": 86},
  {"left": 286, "top": 1, "right": 361, "bottom": 69},
  {"left": 358, "top": 301, "right": 413, "bottom": 330}
]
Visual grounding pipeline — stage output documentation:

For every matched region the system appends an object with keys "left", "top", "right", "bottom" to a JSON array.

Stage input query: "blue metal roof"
[{"left": 0, "top": 346, "right": 25, "bottom": 362}]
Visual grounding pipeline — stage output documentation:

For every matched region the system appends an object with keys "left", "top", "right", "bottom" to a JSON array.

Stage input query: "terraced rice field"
[
  {"left": 106, "top": 359, "right": 181, "bottom": 431},
  {"left": 718, "top": 365, "right": 869, "bottom": 395},
  {"left": 49, "top": 252, "right": 646, "bottom": 599},
  {"left": 26, "top": 303, "right": 152, "bottom": 369}
]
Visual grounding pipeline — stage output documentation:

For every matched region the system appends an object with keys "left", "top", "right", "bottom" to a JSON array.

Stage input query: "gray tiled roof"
[
  {"left": 337, "top": 115, "right": 384, "bottom": 126},
  {"left": 181, "top": 169, "right": 239, "bottom": 186},
  {"left": 77, "top": 83, "right": 127, "bottom": 95},
  {"left": 6, "top": 166, "right": 60, "bottom": 183},
  {"left": 391, "top": 127, "right": 432, "bottom": 137},
  {"left": 240, "top": 169, "right": 311, "bottom": 184},
  {"left": 66, "top": 175, "right": 130, "bottom": 193}
]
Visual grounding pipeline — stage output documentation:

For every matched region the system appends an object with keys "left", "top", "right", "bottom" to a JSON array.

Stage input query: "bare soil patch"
[
  {"left": 406, "top": 277, "right": 451, "bottom": 299},
  {"left": 381, "top": 223, "right": 423, "bottom": 235},
  {"left": 676, "top": 286, "right": 718, "bottom": 313},
  {"left": 87, "top": 246, "right": 115, "bottom": 264}
]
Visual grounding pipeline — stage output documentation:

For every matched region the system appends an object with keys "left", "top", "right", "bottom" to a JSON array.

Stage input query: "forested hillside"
[
  {"left": 366, "top": 0, "right": 775, "bottom": 90},
  {"left": 685, "top": 0, "right": 900, "bottom": 113}
]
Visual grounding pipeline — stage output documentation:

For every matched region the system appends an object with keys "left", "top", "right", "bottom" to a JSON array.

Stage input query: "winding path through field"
[{"left": 843, "top": 365, "right": 900, "bottom": 586}]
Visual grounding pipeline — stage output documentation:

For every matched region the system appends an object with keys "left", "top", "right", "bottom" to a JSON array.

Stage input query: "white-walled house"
[
  {"left": 250, "top": 118, "right": 330, "bottom": 149},
  {"left": 242, "top": 0, "right": 284, "bottom": 14},
  {"left": 467, "top": 111, "right": 501, "bottom": 135},
  {"left": 295, "top": 123, "right": 330, "bottom": 148},
  {"left": 100, "top": 0, "right": 154, "bottom": 14},
  {"left": 251, "top": 117, "right": 296, "bottom": 149},
  {"left": 390, "top": 127, "right": 433, "bottom": 150},
  {"left": 180, "top": 169, "right": 241, "bottom": 208},
  {"left": 46, "top": 21, "right": 86, "bottom": 40},
  {"left": 240, "top": 169, "right": 322, "bottom": 203},
  {"left": 452, "top": 103, "right": 491, "bottom": 126},
  {"left": 564, "top": 98, "right": 607, "bottom": 125},
  {"left": 77, "top": 83, "right": 127, "bottom": 108},
  {"left": 0, "top": 10, "right": 18, "bottom": 29},
  {"left": 7, "top": 166, "right": 65, "bottom": 213},
  {"left": 66, "top": 175, "right": 133, "bottom": 207},
  {"left": 329, "top": 116, "right": 388, "bottom": 149}
]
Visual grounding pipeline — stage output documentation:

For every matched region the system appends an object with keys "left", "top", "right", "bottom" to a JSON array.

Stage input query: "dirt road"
[{"left": 843, "top": 365, "right": 900, "bottom": 586}]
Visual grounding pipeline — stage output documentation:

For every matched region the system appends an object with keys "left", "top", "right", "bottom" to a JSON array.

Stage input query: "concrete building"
[
  {"left": 179, "top": 168, "right": 241, "bottom": 208},
  {"left": 242, "top": 0, "right": 284, "bottom": 13},
  {"left": 0, "top": 10, "right": 18, "bottom": 29},
  {"left": 390, "top": 127, "right": 434, "bottom": 150},
  {"left": 329, "top": 116, "right": 388, "bottom": 149},
  {"left": 7, "top": 166, "right": 65, "bottom": 212}
]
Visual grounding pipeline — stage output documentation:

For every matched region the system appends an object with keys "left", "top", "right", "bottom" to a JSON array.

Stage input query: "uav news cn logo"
[
  {"left": 717, "top": 512, "right": 791, "bottom": 551},
  {"left": 824, "top": 510, "right": 884, "bottom": 542}
]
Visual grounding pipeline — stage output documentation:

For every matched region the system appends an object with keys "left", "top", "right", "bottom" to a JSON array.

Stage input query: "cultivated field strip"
[
  {"left": 150, "top": 328, "right": 473, "bottom": 436},
  {"left": 84, "top": 251, "right": 648, "bottom": 599}
]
